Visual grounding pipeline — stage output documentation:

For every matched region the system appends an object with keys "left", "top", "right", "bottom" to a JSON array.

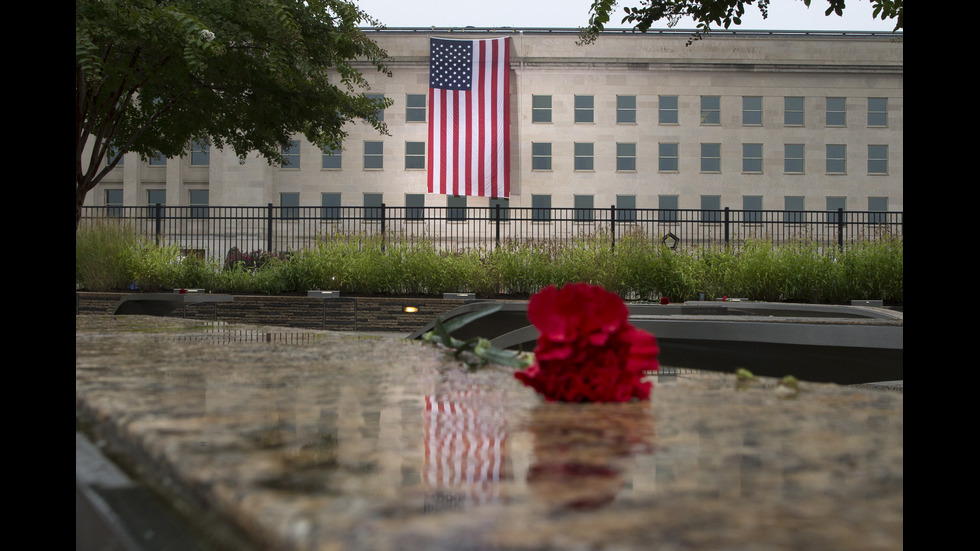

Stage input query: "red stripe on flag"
[
  {"left": 489, "top": 40, "right": 498, "bottom": 198},
  {"left": 501, "top": 38, "right": 510, "bottom": 198}
]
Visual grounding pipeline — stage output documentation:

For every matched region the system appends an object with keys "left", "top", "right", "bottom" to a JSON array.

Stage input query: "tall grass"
[
  {"left": 74, "top": 230, "right": 903, "bottom": 305},
  {"left": 76, "top": 221, "right": 143, "bottom": 291},
  {"left": 76, "top": 221, "right": 219, "bottom": 292}
]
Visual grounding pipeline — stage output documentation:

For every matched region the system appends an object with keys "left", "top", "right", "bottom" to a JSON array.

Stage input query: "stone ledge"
[
  {"left": 76, "top": 292, "right": 473, "bottom": 333},
  {"left": 76, "top": 315, "right": 903, "bottom": 551}
]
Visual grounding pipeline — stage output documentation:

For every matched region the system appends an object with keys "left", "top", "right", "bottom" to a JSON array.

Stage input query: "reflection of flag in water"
[
  {"left": 423, "top": 387, "right": 507, "bottom": 505},
  {"left": 428, "top": 36, "right": 510, "bottom": 198}
]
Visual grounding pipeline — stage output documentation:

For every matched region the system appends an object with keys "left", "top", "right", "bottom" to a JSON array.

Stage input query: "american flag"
[{"left": 428, "top": 37, "right": 510, "bottom": 198}]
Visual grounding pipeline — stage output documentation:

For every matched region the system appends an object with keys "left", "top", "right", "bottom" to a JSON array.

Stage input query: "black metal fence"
[{"left": 80, "top": 204, "right": 903, "bottom": 261}]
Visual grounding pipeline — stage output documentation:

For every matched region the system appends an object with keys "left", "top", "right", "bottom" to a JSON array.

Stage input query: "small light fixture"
[{"left": 403, "top": 306, "right": 419, "bottom": 313}]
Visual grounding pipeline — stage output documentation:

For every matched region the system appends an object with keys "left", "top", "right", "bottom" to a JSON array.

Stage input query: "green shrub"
[
  {"left": 76, "top": 227, "right": 902, "bottom": 304},
  {"left": 552, "top": 234, "right": 618, "bottom": 290},
  {"left": 609, "top": 232, "right": 659, "bottom": 300},
  {"left": 487, "top": 241, "right": 554, "bottom": 296},
  {"left": 76, "top": 221, "right": 143, "bottom": 291},
  {"left": 838, "top": 237, "right": 904, "bottom": 303},
  {"left": 647, "top": 245, "right": 700, "bottom": 302},
  {"left": 125, "top": 240, "right": 192, "bottom": 291}
]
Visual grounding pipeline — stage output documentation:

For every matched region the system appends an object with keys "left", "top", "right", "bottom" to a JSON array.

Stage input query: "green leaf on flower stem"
[
  {"left": 424, "top": 304, "right": 532, "bottom": 369},
  {"left": 439, "top": 304, "right": 503, "bottom": 334}
]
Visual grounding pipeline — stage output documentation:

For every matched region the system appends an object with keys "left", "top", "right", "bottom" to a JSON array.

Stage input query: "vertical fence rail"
[{"left": 80, "top": 205, "right": 903, "bottom": 262}]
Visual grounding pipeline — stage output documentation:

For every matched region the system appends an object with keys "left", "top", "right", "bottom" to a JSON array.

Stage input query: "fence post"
[
  {"left": 154, "top": 202, "right": 163, "bottom": 246},
  {"left": 610, "top": 205, "right": 616, "bottom": 252},
  {"left": 837, "top": 207, "right": 845, "bottom": 249},
  {"left": 723, "top": 207, "right": 730, "bottom": 247},
  {"left": 267, "top": 203, "right": 273, "bottom": 253},
  {"left": 494, "top": 203, "right": 501, "bottom": 251},
  {"left": 380, "top": 203, "right": 386, "bottom": 252}
]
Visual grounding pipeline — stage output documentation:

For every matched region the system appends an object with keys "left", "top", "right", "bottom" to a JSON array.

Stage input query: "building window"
[
  {"left": 532, "top": 95, "right": 552, "bottom": 123},
  {"left": 531, "top": 142, "right": 552, "bottom": 170},
  {"left": 868, "top": 145, "right": 888, "bottom": 175},
  {"left": 364, "top": 193, "right": 383, "bottom": 220},
  {"left": 147, "top": 189, "right": 166, "bottom": 206},
  {"left": 574, "top": 142, "right": 594, "bottom": 171},
  {"left": 322, "top": 146, "right": 342, "bottom": 169},
  {"left": 366, "top": 94, "right": 386, "bottom": 121},
  {"left": 659, "top": 195, "right": 678, "bottom": 222},
  {"left": 364, "top": 141, "right": 383, "bottom": 169},
  {"left": 701, "top": 195, "right": 721, "bottom": 223},
  {"left": 742, "top": 96, "right": 762, "bottom": 126},
  {"left": 616, "top": 195, "right": 636, "bottom": 222},
  {"left": 868, "top": 196, "right": 888, "bottom": 224},
  {"left": 574, "top": 195, "right": 594, "bottom": 222},
  {"left": 659, "top": 143, "right": 679, "bottom": 172},
  {"left": 447, "top": 196, "right": 467, "bottom": 221},
  {"left": 826, "top": 196, "right": 846, "bottom": 224},
  {"left": 190, "top": 140, "right": 210, "bottom": 166},
  {"left": 108, "top": 146, "right": 124, "bottom": 167},
  {"left": 784, "top": 144, "right": 805, "bottom": 174},
  {"left": 406, "top": 94, "right": 426, "bottom": 122},
  {"left": 826, "top": 144, "right": 847, "bottom": 174},
  {"left": 784, "top": 96, "right": 804, "bottom": 126},
  {"left": 700, "top": 143, "right": 721, "bottom": 173},
  {"left": 742, "top": 143, "right": 763, "bottom": 173},
  {"left": 743, "top": 195, "right": 763, "bottom": 223},
  {"left": 189, "top": 189, "right": 209, "bottom": 218},
  {"left": 149, "top": 152, "right": 167, "bottom": 166},
  {"left": 321, "top": 192, "right": 341, "bottom": 220},
  {"left": 659, "top": 95, "right": 678, "bottom": 124},
  {"left": 405, "top": 194, "right": 425, "bottom": 220},
  {"left": 282, "top": 140, "right": 300, "bottom": 168},
  {"left": 616, "top": 143, "right": 636, "bottom": 171},
  {"left": 826, "top": 97, "right": 846, "bottom": 127},
  {"left": 280, "top": 192, "right": 300, "bottom": 219},
  {"left": 405, "top": 142, "right": 425, "bottom": 169},
  {"left": 106, "top": 189, "right": 123, "bottom": 217},
  {"left": 784, "top": 196, "right": 804, "bottom": 224},
  {"left": 145, "top": 189, "right": 165, "bottom": 217},
  {"left": 531, "top": 195, "right": 551, "bottom": 221},
  {"left": 868, "top": 97, "right": 888, "bottom": 127},
  {"left": 574, "top": 95, "right": 594, "bottom": 123},
  {"left": 700, "top": 95, "right": 720, "bottom": 125},
  {"left": 489, "top": 197, "right": 510, "bottom": 220},
  {"left": 617, "top": 95, "right": 636, "bottom": 123}
]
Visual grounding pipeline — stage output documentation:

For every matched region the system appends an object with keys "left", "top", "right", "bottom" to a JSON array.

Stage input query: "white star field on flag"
[{"left": 430, "top": 39, "right": 473, "bottom": 91}]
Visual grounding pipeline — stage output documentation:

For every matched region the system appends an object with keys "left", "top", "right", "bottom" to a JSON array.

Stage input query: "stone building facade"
[{"left": 88, "top": 28, "right": 903, "bottom": 218}]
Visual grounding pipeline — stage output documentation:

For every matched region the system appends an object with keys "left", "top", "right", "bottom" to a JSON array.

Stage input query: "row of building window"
[
  {"left": 319, "top": 193, "right": 892, "bottom": 223},
  {"left": 118, "top": 93, "right": 891, "bottom": 170},
  {"left": 127, "top": 138, "right": 888, "bottom": 176},
  {"left": 292, "top": 140, "right": 891, "bottom": 175},
  {"left": 112, "top": 188, "right": 889, "bottom": 225},
  {"left": 119, "top": 140, "right": 212, "bottom": 168},
  {"left": 535, "top": 95, "right": 888, "bottom": 127},
  {"left": 359, "top": 93, "right": 890, "bottom": 127}
]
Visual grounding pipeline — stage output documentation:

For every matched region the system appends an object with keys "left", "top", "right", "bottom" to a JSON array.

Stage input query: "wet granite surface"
[{"left": 76, "top": 315, "right": 903, "bottom": 551}]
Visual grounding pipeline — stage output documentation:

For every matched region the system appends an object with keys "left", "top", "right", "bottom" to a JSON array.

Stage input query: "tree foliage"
[
  {"left": 75, "top": 0, "right": 392, "bottom": 228},
  {"left": 581, "top": 0, "right": 903, "bottom": 44}
]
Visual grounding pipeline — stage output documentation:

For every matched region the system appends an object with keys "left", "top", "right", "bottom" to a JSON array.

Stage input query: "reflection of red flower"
[{"left": 515, "top": 284, "right": 659, "bottom": 402}]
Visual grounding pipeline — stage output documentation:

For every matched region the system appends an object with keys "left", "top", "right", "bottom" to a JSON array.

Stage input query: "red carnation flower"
[{"left": 515, "top": 283, "right": 659, "bottom": 402}]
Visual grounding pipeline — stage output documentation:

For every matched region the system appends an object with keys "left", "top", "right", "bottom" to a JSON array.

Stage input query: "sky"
[{"left": 354, "top": 0, "right": 898, "bottom": 32}]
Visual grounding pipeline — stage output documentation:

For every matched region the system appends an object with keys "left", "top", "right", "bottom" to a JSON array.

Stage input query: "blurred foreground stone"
[{"left": 76, "top": 315, "right": 902, "bottom": 551}]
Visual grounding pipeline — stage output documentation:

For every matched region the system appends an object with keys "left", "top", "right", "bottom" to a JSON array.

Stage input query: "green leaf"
[{"left": 438, "top": 304, "right": 503, "bottom": 334}]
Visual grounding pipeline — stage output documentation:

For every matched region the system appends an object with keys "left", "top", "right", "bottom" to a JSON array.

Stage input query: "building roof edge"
[{"left": 360, "top": 27, "right": 902, "bottom": 39}]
